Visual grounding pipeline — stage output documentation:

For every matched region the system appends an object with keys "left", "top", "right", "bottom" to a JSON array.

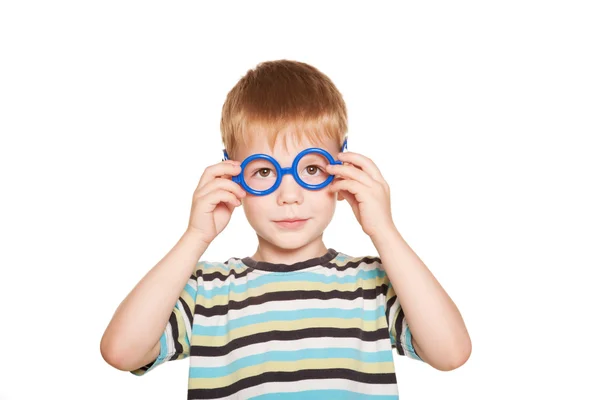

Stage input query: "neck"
[{"left": 251, "top": 235, "right": 328, "bottom": 264}]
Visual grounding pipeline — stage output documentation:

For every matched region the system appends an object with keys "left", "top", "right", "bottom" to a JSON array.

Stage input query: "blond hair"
[{"left": 220, "top": 60, "right": 348, "bottom": 159}]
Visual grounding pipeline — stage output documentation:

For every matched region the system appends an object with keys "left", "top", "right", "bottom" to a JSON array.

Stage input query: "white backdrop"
[{"left": 1, "top": 1, "right": 599, "bottom": 399}]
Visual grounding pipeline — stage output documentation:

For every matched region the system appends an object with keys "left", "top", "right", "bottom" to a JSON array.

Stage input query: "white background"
[{"left": 1, "top": 1, "right": 599, "bottom": 399}]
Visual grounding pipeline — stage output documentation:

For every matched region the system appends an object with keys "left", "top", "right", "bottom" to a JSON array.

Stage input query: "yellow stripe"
[
  {"left": 191, "top": 315, "right": 387, "bottom": 346},
  {"left": 173, "top": 307, "right": 191, "bottom": 356}
]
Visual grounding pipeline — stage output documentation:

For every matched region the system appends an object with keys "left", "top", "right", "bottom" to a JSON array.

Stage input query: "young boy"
[{"left": 100, "top": 60, "right": 471, "bottom": 399}]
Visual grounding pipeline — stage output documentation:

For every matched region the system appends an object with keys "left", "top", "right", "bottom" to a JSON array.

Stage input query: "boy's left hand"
[{"left": 325, "top": 152, "right": 396, "bottom": 238}]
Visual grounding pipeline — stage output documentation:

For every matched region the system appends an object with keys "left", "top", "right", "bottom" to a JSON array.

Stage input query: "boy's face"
[{"left": 234, "top": 133, "right": 340, "bottom": 250}]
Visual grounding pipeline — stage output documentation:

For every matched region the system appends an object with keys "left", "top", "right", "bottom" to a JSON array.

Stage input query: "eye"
[
  {"left": 305, "top": 165, "right": 323, "bottom": 175},
  {"left": 255, "top": 168, "right": 273, "bottom": 178}
]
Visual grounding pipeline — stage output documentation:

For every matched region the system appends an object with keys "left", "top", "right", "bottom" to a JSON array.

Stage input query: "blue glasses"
[{"left": 222, "top": 137, "right": 348, "bottom": 196}]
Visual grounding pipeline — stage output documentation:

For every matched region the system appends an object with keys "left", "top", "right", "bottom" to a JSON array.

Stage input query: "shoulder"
[
  {"left": 332, "top": 251, "right": 384, "bottom": 278},
  {"left": 334, "top": 251, "right": 388, "bottom": 292},
  {"left": 194, "top": 256, "right": 246, "bottom": 281},
  {"left": 335, "top": 250, "right": 382, "bottom": 267}
]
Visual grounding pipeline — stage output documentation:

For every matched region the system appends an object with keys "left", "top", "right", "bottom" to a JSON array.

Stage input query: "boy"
[{"left": 100, "top": 60, "right": 471, "bottom": 399}]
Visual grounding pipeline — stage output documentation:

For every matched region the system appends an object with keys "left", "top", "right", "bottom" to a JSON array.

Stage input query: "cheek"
[
  {"left": 308, "top": 190, "right": 337, "bottom": 211},
  {"left": 242, "top": 197, "right": 270, "bottom": 220}
]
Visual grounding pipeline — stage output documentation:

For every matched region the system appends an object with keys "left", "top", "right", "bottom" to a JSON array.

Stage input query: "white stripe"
[
  {"left": 193, "top": 295, "right": 387, "bottom": 327},
  {"left": 187, "top": 276, "right": 198, "bottom": 290},
  {"left": 189, "top": 336, "right": 393, "bottom": 368},
  {"left": 225, "top": 378, "right": 399, "bottom": 400},
  {"left": 165, "top": 320, "right": 175, "bottom": 356}
]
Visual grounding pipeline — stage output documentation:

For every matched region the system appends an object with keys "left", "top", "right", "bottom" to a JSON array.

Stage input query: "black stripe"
[
  {"left": 239, "top": 248, "right": 339, "bottom": 272},
  {"left": 201, "top": 267, "right": 251, "bottom": 282},
  {"left": 394, "top": 306, "right": 406, "bottom": 356},
  {"left": 137, "top": 362, "right": 152, "bottom": 371},
  {"left": 201, "top": 254, "right": 383, "bottom": 282},
  {"left": 168, "top": 310, "right": 183, "bottom": 358},
  {"left": 188, "top": 368, "right": 397, "bottom": 399},
  {"left": 195, "top": 285, "right": 389, "bottom": 318},
  {"left": 191, "top": 327, "right": 390, "bottom": 357},
  {"left": 385, "top": 294, "right": 396, "bottom": 329},
  {"left": 179, "top": 295, "right": 194, "bottom": 329}
]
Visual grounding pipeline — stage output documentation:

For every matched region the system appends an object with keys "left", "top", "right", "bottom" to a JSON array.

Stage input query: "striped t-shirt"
[{"left": 131, "top": 248, "right": 423, "bottom": 399}]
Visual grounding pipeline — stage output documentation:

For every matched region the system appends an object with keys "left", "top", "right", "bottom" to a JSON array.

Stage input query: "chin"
[
  {"left": 257, "top": 222, "right": 318, "bottom": 249},
  {"left": 272, "top": 238, "right": 306, "bottom": 250},
  {"left": 267, "top": 230, "right": 311, "bottom": 249}
]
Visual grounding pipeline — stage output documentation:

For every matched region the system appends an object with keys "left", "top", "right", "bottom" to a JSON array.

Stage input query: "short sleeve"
[
  {"left": 130, "top": 262, "right": 200, "bottom": 376},
  {"left": 383, "top": 269, "right": 423, "bottom": 361}
]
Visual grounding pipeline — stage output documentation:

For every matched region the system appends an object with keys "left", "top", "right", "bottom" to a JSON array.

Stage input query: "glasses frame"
[{"left": 222, "top": 137, "right": 348, "bottom": 196}]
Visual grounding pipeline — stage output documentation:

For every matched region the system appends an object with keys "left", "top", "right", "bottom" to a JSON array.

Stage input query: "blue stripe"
[
  {"left": 251, "top": 390, "right": 397, "bottom": 400},
  {"left": 192, "top": 306, "right": 385, "bottom": 337},
  {"left": 159, "top": 330, "right": 168, "bottom": 359},
  {"left": 189, "top": 348, "right": 393, "bottom": 378},
  {"left": 145, "top": 330, "right": 169, "bottom": 372},
  {"left": 183, "top": 283, "right": 196, "bottom": 299},
  {"left": 404, "top": 324, "right": 422, "bottom": 361},
  {"left": 197, "top": 268, "right": 386, "bottom": 299}
]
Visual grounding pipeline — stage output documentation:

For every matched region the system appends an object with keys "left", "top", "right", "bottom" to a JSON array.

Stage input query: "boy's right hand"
[{"left": 186, "top": 160, "right": 246, "bottom": 245}]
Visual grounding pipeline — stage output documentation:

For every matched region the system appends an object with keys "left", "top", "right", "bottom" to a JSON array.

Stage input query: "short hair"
[{"left": 220, "top": 60, "right": 348, "bottom": 159}]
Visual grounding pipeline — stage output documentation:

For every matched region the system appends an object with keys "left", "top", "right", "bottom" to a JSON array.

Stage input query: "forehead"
[{"left": 236, "top": 132, "right": 339, "bottom": 161}]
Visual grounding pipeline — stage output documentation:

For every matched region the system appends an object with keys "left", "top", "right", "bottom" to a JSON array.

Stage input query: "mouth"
[{"left": 273, "top": 218, "right": 309, "bottom": 229}]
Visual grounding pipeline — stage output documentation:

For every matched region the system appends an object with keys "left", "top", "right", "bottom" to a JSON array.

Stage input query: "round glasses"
[{"left": 222, "top": 138, "right": 347, "bottom": 196}]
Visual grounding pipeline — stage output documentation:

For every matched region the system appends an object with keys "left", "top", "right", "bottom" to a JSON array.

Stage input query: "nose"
[{"left": 276, "top": 173, "right": 303, "bottom": 205}]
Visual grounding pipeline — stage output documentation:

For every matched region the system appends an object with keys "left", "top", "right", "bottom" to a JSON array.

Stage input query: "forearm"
[
  {"left": 100, "top": 230, "right": 209, "bottom": 370},
  {"left": 371, "top": 225, "right": 471, "bottom": 371}
]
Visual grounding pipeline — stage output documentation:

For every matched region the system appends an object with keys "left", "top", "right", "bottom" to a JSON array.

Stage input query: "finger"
[
  {"left": 197, "top": 161, "right": 242, "bottom": 191},
  {"left": 216, "top": 160, "right": 243, "bottom": 179},
  {"left": 329, "top": 179, "right": 365, "bottom": 197},
  {"left": 337, "top": 190, "right": 360, "bottom": 219},
  {"left": 340, "top": 189, "right": 359, "bottom": 207},
  {"left": 337, "top": 152, "right": 386, "bottom": 185},
  {"left": 326, "top": 163, "right": 373, "bottom": 187},
  {"left": 346, "top": 193, "right": 360, "bottom": 217},
  {"left": 204, "top": 189, "right": 242, "bottom": 209},
  {"left": 196, "top": 177, "right": 246, "bottom": 199}
]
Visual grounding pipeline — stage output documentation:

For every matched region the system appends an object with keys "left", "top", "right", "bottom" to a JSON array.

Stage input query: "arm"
[
  {"left": 325, "top": 151, "right": 471, "bottom": 370},
  {"left": 100, "top": 230, "right": 209, "bottom": 371},
  {"left": 372, "top": 226, "right": 471, "bottom": 371},
  {"left": 134, "top": 340, "right": 161, "bottom": 372}
]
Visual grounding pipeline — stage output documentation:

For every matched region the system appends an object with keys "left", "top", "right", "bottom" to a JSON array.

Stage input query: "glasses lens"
[
  {"left": 296, "top": 152, "right": 332, "bottom": 187},
  {"left": 243, "top": 158, "right": 278, "bottom": 192}
]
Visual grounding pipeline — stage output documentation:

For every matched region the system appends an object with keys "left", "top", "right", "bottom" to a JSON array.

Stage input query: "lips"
[
  {"left": 275, "top": 218, "right": 307, "bottom": 222},
  {"left": 273, "top": 218, "right": 309, "bottom": 229}
]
